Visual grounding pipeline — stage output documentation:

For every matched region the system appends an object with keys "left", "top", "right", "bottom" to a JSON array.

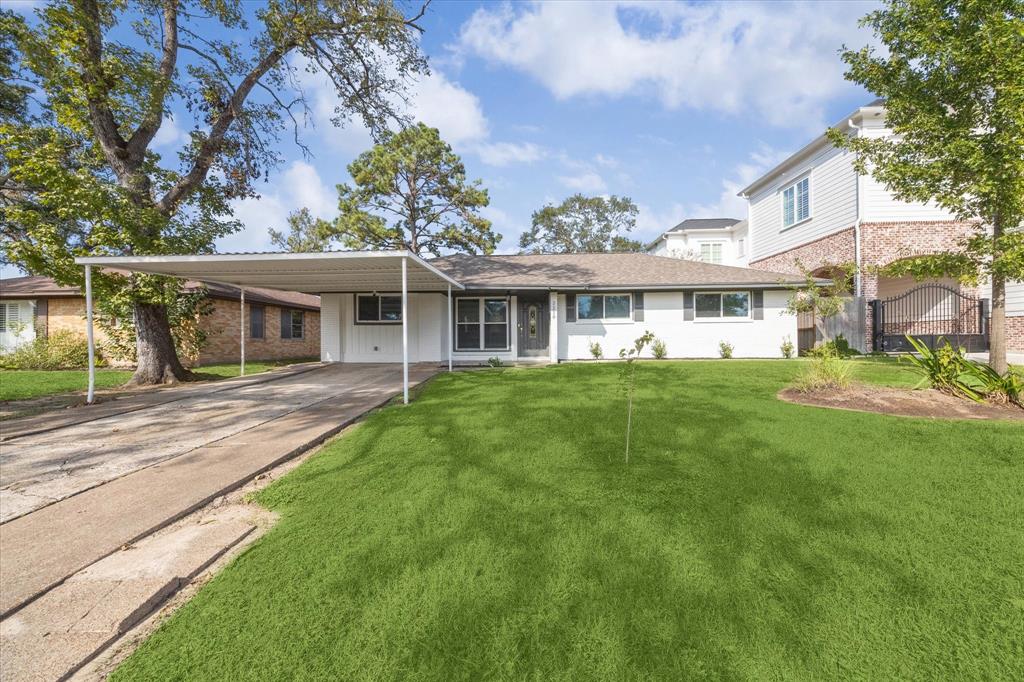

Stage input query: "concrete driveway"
[{"left": 0, "top": 363, "right": 437, "bottom": 618}]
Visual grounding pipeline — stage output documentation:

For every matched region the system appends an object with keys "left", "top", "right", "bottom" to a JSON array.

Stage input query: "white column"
[
  {"left": 85, "top": 265, "right": 96, "bottom": 404},
  {"left": 548, "top": 291, "right": 559, "bottom": 364},
  {"left": 447, "top": 284, "right": 453, "bottom": 372},
  {"left": 401, "top": 257, "right": 409, "bottom": 404},
  {"left": 239, "top": 288, "right": 246, "bottom": 377}
]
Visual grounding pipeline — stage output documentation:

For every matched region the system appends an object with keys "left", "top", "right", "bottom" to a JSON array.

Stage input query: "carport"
[{"left": 74, "top": 251, "right": 464, "bottom": 404}]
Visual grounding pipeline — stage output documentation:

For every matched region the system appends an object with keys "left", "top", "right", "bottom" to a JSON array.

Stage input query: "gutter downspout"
[{"left": 847, "top": 118, "right": 863, "bottom": 297}]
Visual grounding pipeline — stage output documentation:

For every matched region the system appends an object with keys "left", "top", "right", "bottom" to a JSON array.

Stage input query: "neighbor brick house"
[
  {"left": 0, "top": 276, "right": 320, "bottom": 364},
  {"left": 738, "top": 99, "right": 1023, "bottom": 352}
]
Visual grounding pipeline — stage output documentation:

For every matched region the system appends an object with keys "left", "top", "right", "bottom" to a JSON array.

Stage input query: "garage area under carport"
[{"left": 74, "top": 251, "right": 465, "bottom": 404}]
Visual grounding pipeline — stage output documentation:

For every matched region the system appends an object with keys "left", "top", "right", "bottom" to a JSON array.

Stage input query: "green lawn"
[
  {"left": 0, "top": 358, "right": 317, "bottom": 402},
  {"left": 114, "top": 361, "right": 1022, "bottom": 681}
]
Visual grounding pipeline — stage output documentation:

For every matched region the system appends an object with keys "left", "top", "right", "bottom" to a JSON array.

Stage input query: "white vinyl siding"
[
  {"left": 858, "top": 124, "right": 956, "bottom": 222},
  {"left": 748, "top": 142, "right": 857, "bottom": 262}
]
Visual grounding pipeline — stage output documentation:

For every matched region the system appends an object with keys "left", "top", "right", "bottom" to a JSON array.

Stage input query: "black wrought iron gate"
[{"left": 871, "top": 284, "right": 989, "bottom": 352}]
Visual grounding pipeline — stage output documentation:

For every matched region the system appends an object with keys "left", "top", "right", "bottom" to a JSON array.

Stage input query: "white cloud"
[
  {"left": 152, "top": 115, "right": 188, "bottom": 151},
  {"left": 476, "top": 141, "right": 547, "bottom": 166},
  {"left": 219, "top": 161, "right": 336, "bottom": 253},
  {"left": 686, "top": 144, "right": 791, "bottom": 218},
  {"left": 558, "top": 171, "right": 607, "bottom": 193},
  {"left": 457, "top": 1, "right": 877, "bottom": 130},
  {"left": 593, "top": 153, "right": 618, "bottom": 168}
]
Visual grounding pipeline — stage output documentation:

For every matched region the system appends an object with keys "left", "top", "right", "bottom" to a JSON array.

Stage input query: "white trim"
[
  {"left": 447, "top": 284, "right": 453, "bottom": 372},
  {"left": 693, "top": 290, "right": 753, "bottom": 322},
  {"left": 781, "top": 175, "right": 811, "bottom": 229}
]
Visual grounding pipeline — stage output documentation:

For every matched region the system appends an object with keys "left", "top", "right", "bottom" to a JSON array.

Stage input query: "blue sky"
[{"left": 3, "top": 0, "right": 881, "bottom": 277}]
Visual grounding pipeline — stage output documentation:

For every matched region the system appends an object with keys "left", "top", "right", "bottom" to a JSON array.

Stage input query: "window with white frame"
[
  {"left": 456, "top": 297, "right": 508, "bottom": 350},
  {"left": 576, "top": 294, "right": 631, "bottom": 321},
  {"left": 699, "top": 242, "right": 724, "bottom": 264},
  {"left": 356, "top": 294, "right": 402, "bottom": 323},
  {"left": 694, "top": 291, "right": 751, "bottom": 319},
  {"left": 737, "top": 238, "right": 746, "bottom": 257},
  {"left": 782, "top": 176, "right": 810, "bottom": 228}
]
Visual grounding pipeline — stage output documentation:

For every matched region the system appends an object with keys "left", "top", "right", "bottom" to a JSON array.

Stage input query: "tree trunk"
[
  {"left": 130, "top": 301, "right": 191, "bottom": 385},
  {"left": 989, "top": 272, "right": 1007, "bottom": 374}
]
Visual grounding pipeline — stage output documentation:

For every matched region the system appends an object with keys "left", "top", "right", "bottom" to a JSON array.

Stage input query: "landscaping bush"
[
  {"left": 486, "top": 356, "right": 504, "bottom": 368},
  {"left": 589, "top": 340, "right": 603, "bottom": 359},
  {"left": 780, "top": 336, "right": 795, "bottom": 359},
  {"left": 0, "top": 330, "right": 101, "bottom": 370},
  {"left": 718, "top": 341, "right": 733, "bottom": 359},
  {"left": 903, "top": 336, "right": 1021, "bottom": 405},
  {"left": 651, "top": 338, "right": 667, "bottom": 359},
  {"left": 793, "top": 345, "right": 854, "bottom": 392},
  {"left": 812, "top": 333, "right": 859, "bottom": 358}
]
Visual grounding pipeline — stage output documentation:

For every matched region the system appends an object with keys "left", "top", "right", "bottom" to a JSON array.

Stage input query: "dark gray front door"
[{"left": 517, "top": 295, "right": 549, "bottom": 356}]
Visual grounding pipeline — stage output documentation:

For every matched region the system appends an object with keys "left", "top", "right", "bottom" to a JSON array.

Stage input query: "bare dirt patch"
[{"left": 779, "top": 385, "right": 1024, "bottom": 421}]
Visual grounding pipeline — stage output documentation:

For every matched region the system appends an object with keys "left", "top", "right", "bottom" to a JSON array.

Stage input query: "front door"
[{"left": 517, "top": 295, "right": 549, "bottom": 357}]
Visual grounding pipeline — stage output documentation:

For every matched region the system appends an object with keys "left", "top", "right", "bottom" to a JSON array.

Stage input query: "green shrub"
[
  {"left": 0, "top": 330, "right": 102, "bottom": 370},
  {"left": 486, "top": 356, "right": 504, "bottom": 368},
  {"left": 903, "top": 336, "right": 1021, "bottom": 405},
  {"left": 793, "top": 345, "right": 854, "bottom": 391},
  {"left": 589, "top": 340, "right": 603, "bottom": 359},
  {"left": 651, "top": 338, "right": 667, "bottom": 359},
  {"left": 812, "top": 333, "right": 859, "bottom": 358},
  {"left": 780, "top": 336, "right": 795, "bottom": 359},
  {"left": 718, "top": 341, "right": 733, "bottom": 359}
]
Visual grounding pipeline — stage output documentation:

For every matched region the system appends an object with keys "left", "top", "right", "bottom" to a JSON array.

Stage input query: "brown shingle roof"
[
  {"left": 0, "top": 275, "right": 320, "bottom": 311},
  {"left": 430, "top": 253, "right": 807, "bottom": 289}
]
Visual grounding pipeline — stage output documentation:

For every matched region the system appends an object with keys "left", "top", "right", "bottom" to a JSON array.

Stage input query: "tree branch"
[{"left": 125, "top": 0, "right": 178, "bottom": 161}]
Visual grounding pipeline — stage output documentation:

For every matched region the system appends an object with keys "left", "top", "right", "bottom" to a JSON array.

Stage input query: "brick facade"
[
  {"left": 34, "top": 296, "right": 320, "bottom": 365},
  {"left": 749, "top": 220, "right": 1023, "bottom": 352},
  {"left": 198, "top": 300, "right": 320, "bottom": 364}
]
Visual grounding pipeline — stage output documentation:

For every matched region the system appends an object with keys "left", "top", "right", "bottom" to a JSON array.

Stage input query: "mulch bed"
[{"left": 779, "top": 385, "right": 1024, "bottom": 421}]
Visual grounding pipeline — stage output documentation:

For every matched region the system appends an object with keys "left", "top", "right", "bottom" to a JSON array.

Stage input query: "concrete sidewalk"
[{"left": 0, "top": 363, "right": 438, "bottom": 618}]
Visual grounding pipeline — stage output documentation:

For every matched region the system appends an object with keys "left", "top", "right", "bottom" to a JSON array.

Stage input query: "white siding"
[
  {"left": 557, "top": 290, "right": 796, "bottom": 359},
  {"left": 979, "top": 279, "right": 1024, "bottom": 317},
  {"left": 648, "top": 224, "right": 750, "bottom": 267},
  {"left": 319, "top": 293, "right": 342, "bottom": 362},
  {"left": 859, "top": 124, "right": 956, "bottom": 222},
  {"left": 749, "top": 142, "right": 857, "bottom": 261}
]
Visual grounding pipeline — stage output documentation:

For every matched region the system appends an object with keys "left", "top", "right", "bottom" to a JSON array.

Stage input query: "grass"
[
  {"left": 0, "top": 357, "right": 318, "bottom": 402},
  {"left": 113, "top": 361, "right": 1023, "bottom": 681}
]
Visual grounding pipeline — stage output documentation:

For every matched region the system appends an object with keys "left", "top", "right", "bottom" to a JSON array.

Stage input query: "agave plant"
[{"left": 902, "top": 336, "right": 1021, "bottom": 405}]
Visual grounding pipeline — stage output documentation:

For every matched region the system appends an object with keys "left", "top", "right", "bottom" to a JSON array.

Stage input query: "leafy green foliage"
[
  {"left": 902, "top": 336, "right": 1022, "bottom": 405},
  {"left": 780, "top": 336, "right": 795, "bottom": 359},
  {"left": 110, "top": 362, "right": 1024, "bottom": 680},
  {"left": 827, "top": 0, "right": 1024, "bottom": 372},
  {"left": 1, "top": 0, "right": 429, "bottom": 382},
  {"left": 783, "top": 260, "right": 856, "bottom": 320},
  {"left": 268, "top": 208, "right": 333, "bottom": 253},
  {"left": 651, "top": 337, "right": 667, "bottom": 359},
  {"left": 486, "top": 356, "right": 504, "bottom": 368},
  {"left": 588, "top": 340, "right": 603, "bottom": 359},
  {"left": 718, "top": 341, "right": 733, "bottom": 359},
  {"left": 519, "top": 194, "right": 642, "bottom": 254},
  {"left": 96, "top": 287, "right": 213, "bottom": 365},
  {"left": 809, "top": 334, "right": 860, "bottom": 359},
  {"left": 332, "top": 123, "right": 497, "bottom": 255},
  {"left": 793, "top": 345, "right": 855, "bottom": 392},
  {"left": 0, "top": 330, "right": 100, "bottom": 370}
]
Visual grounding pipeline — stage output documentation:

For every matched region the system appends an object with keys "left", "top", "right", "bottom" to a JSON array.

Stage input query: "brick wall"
[
  {"left": 748, "top": 220, "right": 1024, "bottom": 352},
  {"left": 197, "top": 299, "right": 320, "bottom": 364},
  {"left": 37, "top": 296, "right": 320, "bottom": 365}
]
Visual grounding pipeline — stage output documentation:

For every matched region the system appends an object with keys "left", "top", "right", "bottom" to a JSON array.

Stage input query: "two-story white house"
[
  {"left": 738, "top": 99, "right": 1023, "bottom": 353},
  {"left": 645, "top": 218, "right": 750, "bottom": 267}
]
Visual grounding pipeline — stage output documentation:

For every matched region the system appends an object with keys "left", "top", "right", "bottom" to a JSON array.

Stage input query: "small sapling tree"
[{"left": 618, "top": 330, "right": 655, "bottom": 464}]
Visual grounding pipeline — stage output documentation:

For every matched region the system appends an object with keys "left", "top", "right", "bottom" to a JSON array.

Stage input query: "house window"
[
  {"left": 782, "top": 176, "right": 810, "bottom": 228},
  {"left": 0, "top": 302, "right": 18, "bottom": 332},
  {"left": 455, "top": 297, "right": 508, "bottom": 350},
  {"left": 694, "top": 291, "right": 751, "bottom": 319},
  {"left": 356, "top": 294, "right": 402, "bottom": 323},
  {"left": 737, "top": 238, "right": 746, "bottom": 257},
  {"left": 249, "top": 304, "right": 264, "bottom": 339},
  {"left": 576, "top": 294, "right": 631, "bottom": 321},
  {"left": 281, "top": 309, "right": 304, "bottom": 339},
  {"left": 699, "top": 242, "right": 724, "bottom": 264}
]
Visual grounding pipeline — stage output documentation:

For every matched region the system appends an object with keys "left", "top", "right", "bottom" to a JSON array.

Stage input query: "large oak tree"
[
  {"left": 0, "top": 0, "right": 428, "bottom": 384},
  {"left": 518, "top": 194, "right": 643, "bottom": 254}
]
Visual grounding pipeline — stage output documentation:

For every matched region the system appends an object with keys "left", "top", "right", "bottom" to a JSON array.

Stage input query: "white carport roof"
[{"left": 74, "top": 250, "right": 464, "bottom": 293}]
